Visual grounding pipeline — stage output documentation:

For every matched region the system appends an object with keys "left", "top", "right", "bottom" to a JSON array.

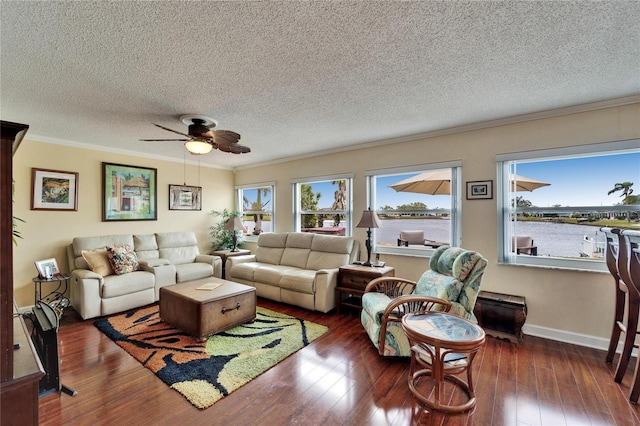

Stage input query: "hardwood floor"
[{"left": 39, "top": 299, "right": 640, "bottom": 425}]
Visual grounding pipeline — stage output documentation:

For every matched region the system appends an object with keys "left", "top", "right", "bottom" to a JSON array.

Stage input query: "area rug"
[{"left": 94, "top": 305, "right": 327, "bottom": 409}]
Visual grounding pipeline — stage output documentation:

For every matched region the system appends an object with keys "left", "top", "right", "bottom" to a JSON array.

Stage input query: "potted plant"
[{"left": 209, "top": 209, "right": 245, "bottom": 250}]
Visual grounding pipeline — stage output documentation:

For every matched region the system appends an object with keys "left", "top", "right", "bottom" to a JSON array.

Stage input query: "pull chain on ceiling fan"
[{"left": 140, "top": 115, "right": 251, "bottom": 155}]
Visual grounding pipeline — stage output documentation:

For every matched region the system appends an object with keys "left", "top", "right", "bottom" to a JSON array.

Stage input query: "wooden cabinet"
[
  {"left": 473, "top": 290, "right": 527, "bottom": 344},
  {"left": 211, "top": 249, "right": 251, "bottom": 278},
  {"left": 336, "top": 265, "right": 395, "bottom": 314},
  {"left": 0, "top": 121, "right": 44, "bottom": 425}
]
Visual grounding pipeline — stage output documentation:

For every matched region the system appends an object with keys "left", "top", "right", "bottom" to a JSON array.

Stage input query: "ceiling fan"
[{"left": 140, "top": 115, "right": 251, "bottom": 155}]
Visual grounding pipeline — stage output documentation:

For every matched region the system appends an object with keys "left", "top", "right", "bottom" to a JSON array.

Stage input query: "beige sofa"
[
  {"left": 67, "top": 231, "right": 222, "bottom": 319},
  {"left": 226, "top": 232, "right": 359, "bottom": 313}
]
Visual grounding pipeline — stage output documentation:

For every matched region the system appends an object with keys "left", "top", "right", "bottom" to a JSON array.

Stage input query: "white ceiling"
[{"left": 2, "top": 1, "right": 639, "bottom": 169}]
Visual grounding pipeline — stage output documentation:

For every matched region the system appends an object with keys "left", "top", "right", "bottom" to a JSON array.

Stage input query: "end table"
[
  {"left": 32, "top": 274, "right": 71, "bottom": 317},
  {"left": 336, "top": 265, "right": 394, "bottom": 314},
  {"left": 212, "top": 249, "right": 251, "bottom": 278}
]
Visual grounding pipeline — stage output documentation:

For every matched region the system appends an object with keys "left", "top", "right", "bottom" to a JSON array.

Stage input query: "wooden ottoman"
[{"left": 159, "top": 277, "right": 256, "bottom": 341}]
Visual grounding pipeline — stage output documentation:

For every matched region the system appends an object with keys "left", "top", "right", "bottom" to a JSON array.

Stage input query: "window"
[
  {"left": 292, "top": 175, "right": 353, "bottom": 236},
  {"left": 235, "top": 182, "right": 275, "bottom": 235},
  {"left": 497, "top": 140, "right": 640, "bottom": 271},
  {"left": 365, "top": 162, "right": 462, "bottom": 256}
]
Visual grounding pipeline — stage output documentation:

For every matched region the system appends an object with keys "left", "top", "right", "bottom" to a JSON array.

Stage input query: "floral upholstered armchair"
[{"left": 360, "top": 246, "right": 488, "bottom": 356}]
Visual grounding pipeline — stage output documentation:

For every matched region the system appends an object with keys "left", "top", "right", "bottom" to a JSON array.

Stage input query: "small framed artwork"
[
  {"left": 34, "top": 258, "right": 59, "bottom": 279},
  {"left": 102, "top": 162, "right": 157, "bottom": 221},
  {"left": 169, "top": 184, "right": 202, "bottom": 210},
  {"left": 31, "top": 168, "right": 79, "bottom": 211},
  {"left": 466, "top": 180, "right": 493, "bottom": 200}
]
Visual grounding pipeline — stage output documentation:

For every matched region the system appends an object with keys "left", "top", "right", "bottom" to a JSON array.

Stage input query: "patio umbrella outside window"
[{"left": 389, "top": 172, "right": 549, "bottom": 195}]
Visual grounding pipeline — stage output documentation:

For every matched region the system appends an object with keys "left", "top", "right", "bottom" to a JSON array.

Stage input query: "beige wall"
[
  {"left": 11, "top": 103, "right": 639, "bottom": 346},
  {"left": 234, "top": 104, "right": 640, "bottom": 344},
  {"left": 12, "top": 141, "right": 234, "bottom": 307}
]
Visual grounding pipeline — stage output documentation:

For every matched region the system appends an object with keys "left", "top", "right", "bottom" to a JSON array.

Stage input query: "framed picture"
[
  {"left": 31, "top": 168, "right": 78, "bottom": 211},
  {"left": 169, "top": 184, "right": 202, "bottom": 210},
  {"left": 34, "top": 258, "right": 59, "bottom": 279},
  {"left": 466, "top": 180, "right": 493, "bottom": 200},
  {"left": 102, "top": 162, "right": 157, "bottom": 221}
]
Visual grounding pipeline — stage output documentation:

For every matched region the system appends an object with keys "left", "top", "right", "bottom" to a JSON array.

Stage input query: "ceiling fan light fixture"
[{"left": 185, "top": 140, "right": 212, "bottom": 155}]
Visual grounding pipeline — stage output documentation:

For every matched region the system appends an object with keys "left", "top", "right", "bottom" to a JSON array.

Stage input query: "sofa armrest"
[
  {"left": 70, "top": 269, "right": 104, "bottom": 320},
  {"left": 314, "top": 268, "right": 340, "bottom": 313},
  {"left": 227, "top": 254, "right": 257, "bottom": 268},
  {"left": 71, "top": 268, "right": 104, "bottom": 282},
  {"left": 195, "top": 254, "right": 223, "bottom": 278}
]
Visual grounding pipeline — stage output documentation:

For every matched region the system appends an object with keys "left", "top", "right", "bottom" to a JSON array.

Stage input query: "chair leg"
[
  {"left": 607, "top": 282, "right": 626, "bottom": 363},
  {"left": 615, "top": 299, "right": 639, "bottom": 383},
  {"left": 630, "top": 349, "right": 640, "bottom": 402}
]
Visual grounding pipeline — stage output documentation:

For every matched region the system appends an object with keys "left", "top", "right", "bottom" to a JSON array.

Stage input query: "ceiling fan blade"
[
  {"left": 217, "top": 143, "right": 232, "bottom": 152},
  {"left": 140, "top": 138, "right": 190, "bottom": 142},
  {"left": 153, "top": 123, "right": 191, "bottom": 138},
  {"left": 229, "top": 145, "right": 251, "bottom": 154},
  {"left": 209, "top": 130, "right": 241, "bottom": 145}
]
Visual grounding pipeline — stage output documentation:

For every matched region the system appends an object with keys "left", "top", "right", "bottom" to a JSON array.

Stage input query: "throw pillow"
[
  {"left": 81, "top": 248, "right": 114, "bottom": 277},
  {"left": 107, "top": 245, "right": 139, "bottom": 275}
]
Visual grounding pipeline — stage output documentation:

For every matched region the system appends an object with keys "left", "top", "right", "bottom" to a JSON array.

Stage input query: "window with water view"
[
  {"left": 366, "top": 163, "right": 462, "bottom": 256},
  {"left": 498, "top": 141, "right": 639, "bottom": 271}
]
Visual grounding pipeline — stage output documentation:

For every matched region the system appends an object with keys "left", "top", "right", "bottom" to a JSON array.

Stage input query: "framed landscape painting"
[
  {"left": 102, "top": 162, "right": 157, "bottom": 221},
  {"left": 169, "top": 184, "right": 202, "bottom": 210},
  {"left": 31, "top": 168, "right": 79, "bottom": 211}
]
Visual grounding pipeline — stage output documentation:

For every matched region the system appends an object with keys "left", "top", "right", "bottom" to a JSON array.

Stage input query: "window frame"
[
  {"left": 235, "top": 181, "right": 275, "bottom": 238},
  {"left": 497, "top": 139, "right": 640, "bottom": 272},
  {"left": 292, "top": 173, "right": 354, "bottom": 236},
  {"left": 365, "top": 161, "right": 462, "bottom": 257}
]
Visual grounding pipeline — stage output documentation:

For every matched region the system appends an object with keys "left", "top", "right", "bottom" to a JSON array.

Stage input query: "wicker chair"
[{"left": 360, "top": 246, "right": 487, "bottom": 356}]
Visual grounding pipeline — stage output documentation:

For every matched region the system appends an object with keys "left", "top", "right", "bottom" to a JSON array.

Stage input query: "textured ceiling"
[{"left": 1, "top": 1, "right": 639, "bottom": 169}]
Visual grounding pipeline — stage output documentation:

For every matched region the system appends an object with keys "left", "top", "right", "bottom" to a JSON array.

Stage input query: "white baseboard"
[{"left": 523, "top": 324, "right": 637, "bottom": 356}]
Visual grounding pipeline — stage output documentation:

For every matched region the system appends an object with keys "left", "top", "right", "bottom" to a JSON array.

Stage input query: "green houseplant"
[{"left": 209, "top": 209, "right": 244, "bottom": 250}]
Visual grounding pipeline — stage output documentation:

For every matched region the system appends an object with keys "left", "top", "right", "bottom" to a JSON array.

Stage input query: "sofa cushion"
[
  {"left": 156, "top": 232, "right": 200, "bottom": 264},
  {"left": 255, "top": 233, "right": 287, "bottom": 264},
  {"left": 281, "top": 248, "right": 311, "bottom": 269},
  {"left": 306, "top": 251, "right": 350, "bottom": 271},
  {"left": 255, "top": 264, "right": 297, "bottom": 286},
  {"left": 230, "top": 261, "right": 260, "bottom": 281},
  {"left": 311, "top": 233, "right": 353, "bottom": 254},
  {"left": 279, "top": 269, "right": 316, "bottom": 294},
  {"left": 107, "top": 245, "right": 139, "bottom": 275},
  {"left": 72, "top": 234, "right": 134, "bottom": 270},
  {"left": 134, "top": 233, "right": 160, "bottom": 260},
  {"left": 101, "top": 271, "right": 154, "bottom": 298},
  {"left": 81, "top": 248, "right": 114, "bottom": 277},
  {"left": 280, "top": 233, "right": 313, "bottom": 268},
  {"left": 305, "top": 234, "right": 353, "bottom": 270}
]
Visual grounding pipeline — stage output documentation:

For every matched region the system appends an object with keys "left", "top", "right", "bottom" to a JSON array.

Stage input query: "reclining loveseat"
[{"left": 67, "top": 231, "right": 222, "bottom": 319}]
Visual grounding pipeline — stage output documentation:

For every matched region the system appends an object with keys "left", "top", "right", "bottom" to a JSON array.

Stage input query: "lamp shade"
[
  {"left": 185, "top": 140, "right": 213, "bottom": 155},
  {"left": 224, "top": 217, "right": 245, "bottom": 231},
  {"left": 356, "top": 208, "right": 382, "bottom": 229}
]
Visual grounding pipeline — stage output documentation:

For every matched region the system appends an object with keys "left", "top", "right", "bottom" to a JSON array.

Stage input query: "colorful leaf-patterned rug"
[{"left": 94, "top": 305, "right": 327, "bottom": 409}]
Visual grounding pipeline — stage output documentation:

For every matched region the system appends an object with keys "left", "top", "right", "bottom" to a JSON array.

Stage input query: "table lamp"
[
  {"left": 356, "top": 208, "right": 382, "bottom": 266},
  {"left": 224, "top": 217, "right": 245, "bottom": 252}
]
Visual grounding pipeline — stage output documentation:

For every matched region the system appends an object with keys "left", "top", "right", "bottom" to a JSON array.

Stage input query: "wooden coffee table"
[{"left": 159, "top": 277, "right": 256, "bottom": 341}]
